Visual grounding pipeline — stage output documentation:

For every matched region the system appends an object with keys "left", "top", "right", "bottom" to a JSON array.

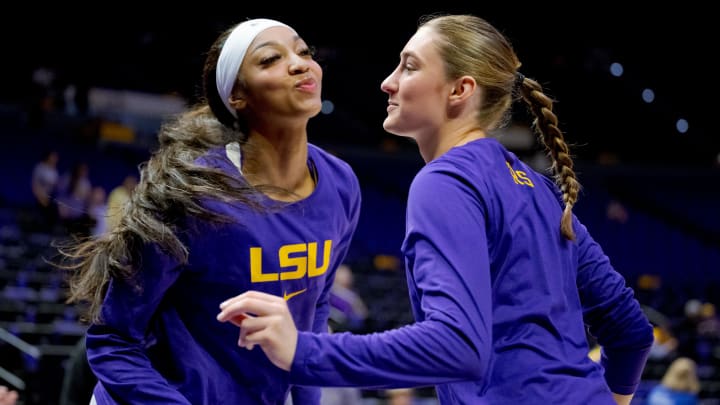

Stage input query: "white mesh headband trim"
[{"left": 216, "top": 18, "right": 293, "bottom": 117}]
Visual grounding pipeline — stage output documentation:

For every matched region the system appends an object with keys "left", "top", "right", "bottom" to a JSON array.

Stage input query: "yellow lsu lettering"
[
  {"left": 250, "top": 240, "right": 333, "bottom": 282},
  {"left": 506, "top": 161, "right": 534, "bottom": 187}
]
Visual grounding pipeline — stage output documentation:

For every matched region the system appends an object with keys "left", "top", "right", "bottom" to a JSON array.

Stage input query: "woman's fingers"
[
  {"left": 237, "top": 315, "right": 267, "bottom": 348},
  {"left": 220, "top": 290, "right": 280, "bottom": 310},
  {"left": 216, "top": 290, "right": 297, "bottom": 371},
  {"left": 0, "top": 386, "right": 18, "bottom": 405},
  {"left": 229, "top": 313, "right": 247, "bottom": 328},
  {"left": 239, "top": 315, "right": 296, "bottom": 371},
  {"left": 217, "top": 292, "right": 286, "bottom": 349},
  {"left": 217, "top": 291, "right": 285, "bottom": 322}
]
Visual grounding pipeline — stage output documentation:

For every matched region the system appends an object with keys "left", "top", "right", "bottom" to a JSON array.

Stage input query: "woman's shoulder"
[
  {"left": 308, "top": 144, "right": 361, "bottom": 211},
  {"left": 308, "top": 144, "right": 357, "bottom": 180},
  {"left": 440, "top": 138, "right": 505, "bottom": 167},
  {"left": 411, "top": 139, "right": 510, "bottom": 198},
  {"left": 193, "top": 145, "right": 233, "bottom": 171}
]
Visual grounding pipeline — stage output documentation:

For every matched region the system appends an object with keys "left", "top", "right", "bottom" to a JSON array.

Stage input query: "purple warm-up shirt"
[
  {"left": 86, "top": 143, "right": 361, "bottom": 405},
  {"left": 290, "top": 138, "right": 653, "bottom": 404}
]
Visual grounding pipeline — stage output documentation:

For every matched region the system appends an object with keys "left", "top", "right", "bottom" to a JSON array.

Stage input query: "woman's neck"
[
  {"left": 418, "top": 124, "right": 487, "bottom": 163},
  {"left": 241, "top": 130, "right": 314, "bottom": 201}
]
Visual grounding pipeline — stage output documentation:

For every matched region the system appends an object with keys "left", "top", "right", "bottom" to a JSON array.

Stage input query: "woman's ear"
[
  {"left": 448, "top": 76, "right": 477, "bottom": 103},
  {"left": 229, "top": 95, "right": 247, "bottom": 112}
]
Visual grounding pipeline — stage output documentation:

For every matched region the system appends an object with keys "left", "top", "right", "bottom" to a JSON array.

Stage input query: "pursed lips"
[{"left": 295, "top": 77, "right": 317, "bottom": 92}]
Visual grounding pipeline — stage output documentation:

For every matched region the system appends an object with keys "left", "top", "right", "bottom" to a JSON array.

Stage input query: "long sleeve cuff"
[{"left": 601, "top": 344, "right": 652, "bottom": 395}]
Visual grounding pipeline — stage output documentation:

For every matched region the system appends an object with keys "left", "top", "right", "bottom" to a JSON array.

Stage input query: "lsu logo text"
[
  {"left": 506, "top": 161, "right": 534, "bottom": 187},
  {"left": 250, "top": 240, "right": 332, "bottom": 282}
]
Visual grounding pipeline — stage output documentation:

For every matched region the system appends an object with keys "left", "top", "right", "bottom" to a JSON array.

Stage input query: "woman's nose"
[
  {"left": 380, "top": 73, "right": 396, "bottom": 94},
  {"left": 289, "top": 56, "right": 311, "bottom": 74}
]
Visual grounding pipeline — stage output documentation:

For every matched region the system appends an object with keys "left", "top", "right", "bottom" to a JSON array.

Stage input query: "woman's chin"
[{"left": 382, "top": 118, "right": 398, "bottom": 134}]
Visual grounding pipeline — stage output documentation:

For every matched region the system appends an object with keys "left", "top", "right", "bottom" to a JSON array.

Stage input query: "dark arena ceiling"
[{"left": 1, "top": 4, "right": 716, "bottom": 167}]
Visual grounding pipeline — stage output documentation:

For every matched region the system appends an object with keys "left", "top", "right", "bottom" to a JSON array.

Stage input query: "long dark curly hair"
[{"left": 59, "top": 23, "right": 264, "bottom": 323}]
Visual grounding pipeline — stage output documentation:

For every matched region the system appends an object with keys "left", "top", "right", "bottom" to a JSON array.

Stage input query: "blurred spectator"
[
  {"left": 31, "top": 149, "right": 60, "bottom": 227},
  {"left": 59, "top": 339, "right": 96, "bottom": 405},
  {"left": 649, "top": 325, "right": 679, "bottom": 362},
  {"left": 56, "top": 162, "right": 93, "bottom": 235},
  {"left": 697, "top": 303, "right": 720, "bottom": 340},
  {"left": 674, "top": 299, "right": 720, "bottom": 364},
  {"left": 57, "top": 162, "right": 92, "bottom": 205},
  {"left": 643, "top": 305, "right": 679, "bottom": 362},
  {"left": 87, "top": 186, "right": 108, "bottom": 236},
  {"left": 645, "top": 357, "right": 700, "bottom": 405},
  {"left": 606, "top": 199, "right": 629, "bottom": 224},
  {"left": 694, "top": 302, "right": 720, "bottom": 369},
  {"left": 105, "top": 174, "right": 137, "bottom": 232},
  {"left": 675, "top": 300, "right": 703, "bottom": 358},
  {"left": 319, "top": 386, "right": 363, "bottom": 405},
  {"left": 26, "top": 65, "right": 59, "bottom": 128},
  {"left": 387, "top": 388, "right": 415, "bottom": 405},
  {"left": 328, "top": 263, "right": 368, "bottom": 333}
]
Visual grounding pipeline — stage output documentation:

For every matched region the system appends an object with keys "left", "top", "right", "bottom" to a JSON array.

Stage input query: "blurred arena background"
[{"left": 0, "top": 4, "right": 718, "bottom": 404}]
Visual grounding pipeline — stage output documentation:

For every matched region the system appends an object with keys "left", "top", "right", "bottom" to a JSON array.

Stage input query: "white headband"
[{"left": 216, "top": 18, "right": 293, "bottom": 117}]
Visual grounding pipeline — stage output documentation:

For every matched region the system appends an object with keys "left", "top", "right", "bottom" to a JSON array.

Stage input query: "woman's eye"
[
  {"left": 260, "top": 55, "right": 280, "bottom": 65},
  {"left": 300, "top": 46, "right": 316, "bottom": 57}
]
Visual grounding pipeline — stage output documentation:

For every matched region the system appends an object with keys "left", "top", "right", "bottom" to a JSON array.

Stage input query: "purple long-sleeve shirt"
[
  {"left": 290, "top": 138, "right": 653, "bottom": 404},
  {"left": 86, "top": 143, "right": 361, "bottom": 405}
]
